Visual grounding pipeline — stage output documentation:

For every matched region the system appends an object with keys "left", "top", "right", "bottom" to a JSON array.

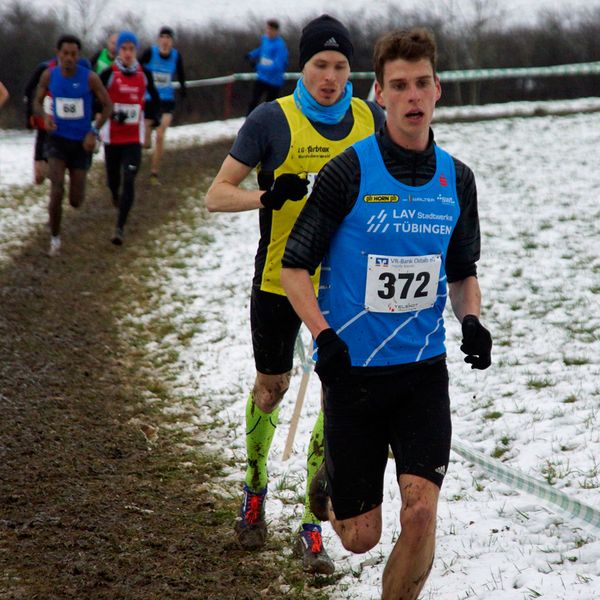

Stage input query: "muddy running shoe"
[
  {"left": 150, "top": 172, "right": 160, "bottom": 186},
  {"left": 234, "top": 484, "right": 267, "bottom": 550},
  {"left": 309, "top": 464, "right": 330, "bottom": 522},
  {"left": 48, "top": 235, "right": 61, "bottom": 257},
  {"left": 111, "top": 227, "right": 124, "bottom": 246},
  {"left": 294, "top": 524, "right": 335, "bottom": 575}
]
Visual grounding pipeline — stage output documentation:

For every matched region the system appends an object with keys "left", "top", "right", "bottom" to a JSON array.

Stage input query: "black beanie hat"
[
  {"left": 159, "top": 26, "right": 174, "bottom": 38},
  {"left": 298, "top": 15, "right": 353, "bottom": 70}
]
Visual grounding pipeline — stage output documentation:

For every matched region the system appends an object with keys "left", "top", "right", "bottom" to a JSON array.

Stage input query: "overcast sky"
[{"left": 24, "top": 0, "right": 600, "bottom": 36}]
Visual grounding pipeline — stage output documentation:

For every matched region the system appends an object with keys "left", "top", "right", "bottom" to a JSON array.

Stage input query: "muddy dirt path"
[{"left": 0, "top": 143, "right": 305, "bottom": 599}]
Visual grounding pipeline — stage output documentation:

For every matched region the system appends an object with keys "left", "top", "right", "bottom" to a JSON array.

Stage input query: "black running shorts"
[
  {"left": 159, "top": 100, "right": 176, "bottom": 115},
  {"left": 45, "top": 134, "right": 92, "bottom": 171},
  {"left": 323, "top": 358, "right": 451, "bottom": 520},
  {"left": 250, "top": 288, "right": 302, "bottom": 375},
  {"left": 34, "top": 129, "right": 48, "bottom": 161}
]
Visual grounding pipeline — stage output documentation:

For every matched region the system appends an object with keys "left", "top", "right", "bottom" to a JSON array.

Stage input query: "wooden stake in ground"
[{"left": 282, "top": 335, "right": 313, "bottom": 461}]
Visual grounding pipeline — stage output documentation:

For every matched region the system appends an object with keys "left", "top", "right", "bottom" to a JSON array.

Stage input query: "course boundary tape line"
[{"left": 451, "top": 438, "right": 600, "bottom": 535}]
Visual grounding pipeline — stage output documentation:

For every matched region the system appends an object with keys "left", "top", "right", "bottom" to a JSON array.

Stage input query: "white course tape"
[{"left": 452, "top": 438, "right": 600, "bottom": 534}]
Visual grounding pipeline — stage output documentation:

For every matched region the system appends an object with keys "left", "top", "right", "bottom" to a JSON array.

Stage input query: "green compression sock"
[
  {"left": 244, "top": 392, "right": 280, "bottom": 492},
  {"left": 302, "top": 409, "right": 325, "bottom": 525}
]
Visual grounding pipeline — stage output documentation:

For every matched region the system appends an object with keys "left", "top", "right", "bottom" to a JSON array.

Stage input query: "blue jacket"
[{"left": 248, "top": 35, "right": 288, "bottom": 88}]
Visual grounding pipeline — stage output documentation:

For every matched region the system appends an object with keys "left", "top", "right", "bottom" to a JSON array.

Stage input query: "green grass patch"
[
  {"left": 483, "top": 411, "right": 503, "bottom": 420},
  {"left": 563, "top": 356, "right": 590, "bottom": 366},
  {"left": 527, "top": 377, "right": 554, "bottom": 390}
]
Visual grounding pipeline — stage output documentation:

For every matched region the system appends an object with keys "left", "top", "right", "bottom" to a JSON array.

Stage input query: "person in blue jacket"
[{"left": 246, "top": 19, "right": 288, "bottom": 115}]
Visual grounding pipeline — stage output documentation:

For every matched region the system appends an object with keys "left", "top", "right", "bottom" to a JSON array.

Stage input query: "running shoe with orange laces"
[
  {"left": 234, "top": 484, "right": 267, "bottom": 550},
  {"left": 293, "top": 523, "right": 335, "bottom": 575}
]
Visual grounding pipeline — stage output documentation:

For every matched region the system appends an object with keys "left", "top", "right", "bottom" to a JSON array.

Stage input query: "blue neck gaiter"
[{"left": 293, "top": 77, "right": 353, "bottom": 124}]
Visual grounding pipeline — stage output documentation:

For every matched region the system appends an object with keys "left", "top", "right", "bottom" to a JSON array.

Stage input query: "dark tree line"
[{"left": 1, "top": 1, "right": 600, "bottom": 127}]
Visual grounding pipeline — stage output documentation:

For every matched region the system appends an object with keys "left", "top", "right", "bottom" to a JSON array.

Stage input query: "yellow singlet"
[{"left": 259, "top": 95, "right": 375, "bottom": 296}]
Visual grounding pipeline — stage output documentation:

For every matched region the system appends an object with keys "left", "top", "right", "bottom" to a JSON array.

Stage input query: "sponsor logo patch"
[{"left": 363, "top": 194, "right": 399, "bottom": 203}]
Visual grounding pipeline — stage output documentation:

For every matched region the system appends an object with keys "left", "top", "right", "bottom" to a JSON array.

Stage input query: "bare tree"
[
  {"left": 431, "top": 0, "right": 507, "bottom": 105},
  {"left": 66, "top": 0, "right": 113, "bottom": 47}
]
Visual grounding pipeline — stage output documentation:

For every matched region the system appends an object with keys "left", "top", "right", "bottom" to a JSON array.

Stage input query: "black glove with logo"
[
  {"left": 260, "top": 173, "right": 309, "bottom": 210},
  {"left": 315, "top": 328, "right": 351, "bottom": 385},
  {"left": 460, "top": 314, "right": 492, "bottom": 370}
]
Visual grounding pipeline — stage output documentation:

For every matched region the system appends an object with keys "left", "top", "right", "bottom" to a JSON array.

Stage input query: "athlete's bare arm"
[
  {"left": 205, "top": 155, "right": 264, "bottom": 213},
  {"left": 88, "top": 71, "right": 112, "bottom": 128},
  {"left": 280, "top": 267, "right": 329, "bottom": 339},
  {"left": 33, "top": 69, "right": 55, "bottom": 131},
  {"left": 0, "top": 81, "right": 9, "bottom": 109},
  {"left": 448, "top": 275, "right": 481, "bottom": 322}
]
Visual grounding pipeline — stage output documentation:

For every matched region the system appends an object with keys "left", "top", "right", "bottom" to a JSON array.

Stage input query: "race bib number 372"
[{"left": 365, "top": 254, "right": 441, "bottom": 313}]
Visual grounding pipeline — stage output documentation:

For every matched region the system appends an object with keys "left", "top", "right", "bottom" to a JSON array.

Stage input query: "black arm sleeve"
[
  {"left": 445, "top": 159, "right": 480, "bottom": 282},
  {"left": 142, "top": 67, "right": 161, "bottom": 122},
  {"left": 283, "top": 148, "right": 361, "bottom": 275},
  {"left": 90, "top": 50, "right": 101, "bottom": 71},
  {"left": 24, "top": 64, "right": 46, "bottom": 120},
  {"left": 98, "top": 67, "right": 112, "bottom": 87},
  {"left": 139, "top": 48, "right": 152, "bottom": 66},
  {"left": 176, "top": 54, "right": 186, "bottom": 96},
  {"left": 94, "top": 67, "right": 112, "bottom": 117},
  {"left": 144, "top": 67, "right": 161, "bottom": 106}
]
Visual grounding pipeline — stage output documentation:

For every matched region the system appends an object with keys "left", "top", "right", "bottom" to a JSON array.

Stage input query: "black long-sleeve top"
[{"left": 283, "top": 126, "right": 480, "bottom": 283}]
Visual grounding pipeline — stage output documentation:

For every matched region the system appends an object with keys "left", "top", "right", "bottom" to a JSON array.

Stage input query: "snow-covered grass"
[
  {"left": 127, "top": 109, "right": 600, "bottom": 598},
  {"left": 1, "top": 101, "right": 600, "bottom": 599}
]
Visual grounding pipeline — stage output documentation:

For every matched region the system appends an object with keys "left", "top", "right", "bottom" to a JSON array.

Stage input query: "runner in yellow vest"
[{"left": 205, "top": 14, "right": 384, "bottom": 575}]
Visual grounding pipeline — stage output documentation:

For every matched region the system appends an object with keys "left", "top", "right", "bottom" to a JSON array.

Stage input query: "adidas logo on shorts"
[
  {"left": 323, "top": 37, "right": 339, "bottom": 48},
  {"left": 434, "top": 465, "right": 447, "bottom": 476}
]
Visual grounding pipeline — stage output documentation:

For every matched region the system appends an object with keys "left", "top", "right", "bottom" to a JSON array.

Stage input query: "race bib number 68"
[
  {"left": 55, "top": 97, "right": 84, "bottom": 119},
  {"left": 365, "top": 254, "right": 441, "bottom": 313}
]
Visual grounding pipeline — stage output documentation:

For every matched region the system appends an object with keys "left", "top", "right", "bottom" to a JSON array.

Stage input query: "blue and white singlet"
[{"left": 318, "top": 134, "right": 461, "bottom": 366}]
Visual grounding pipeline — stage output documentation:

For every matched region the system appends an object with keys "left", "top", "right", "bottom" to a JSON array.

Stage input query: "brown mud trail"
[{"left": 0, "top": 142, "right": 308, "bottom": 599}]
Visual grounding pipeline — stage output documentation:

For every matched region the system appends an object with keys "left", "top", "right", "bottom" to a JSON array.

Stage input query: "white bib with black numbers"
[
  {"left": 113, "top": 102, "right": 141, "bottom": 124},
  {"left": 365, "top": 253, "right": 441, "bottom": 313},
  {"left": 55, "top": 97, "right": 84, "bottom": 119},
  {"left": 153, "top": 71, "right": 172, "bottom": 87}
]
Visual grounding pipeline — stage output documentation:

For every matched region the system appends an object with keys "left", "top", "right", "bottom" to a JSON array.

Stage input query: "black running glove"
[
  {"left": 260, "top": 173, "right": 309, "bottom": 210},
  {"left": 315, "top": 328, "right": 351, "bottom": 384},
  {"left": 460, "top": 314, "right": 492, "bottom": 370},
  {"left": 113, "top": 110, "right": 128, "bottom": 123}
]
